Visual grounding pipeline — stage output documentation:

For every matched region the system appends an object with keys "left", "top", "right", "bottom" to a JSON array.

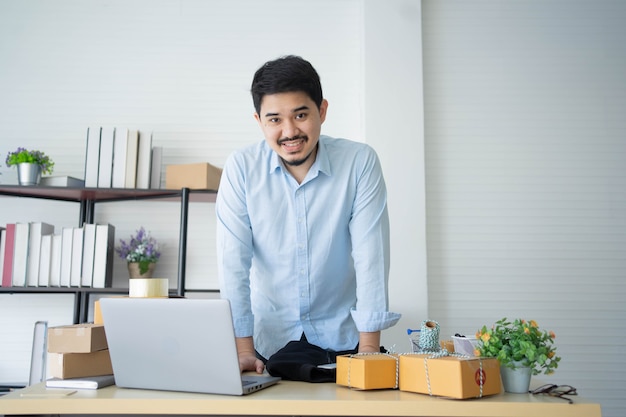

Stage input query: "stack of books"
[
  {"left": 84, "top": 127, "right": 162, "bottom": 189},
  {"left": 0, "top": 222, "right": 115, "bottom": 289}
]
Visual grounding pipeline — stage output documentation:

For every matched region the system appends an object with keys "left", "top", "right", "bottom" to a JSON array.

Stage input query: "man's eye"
[
  {"left": 295, "top": 113, "right": 307, "bottom": 120},
  {"left": 269, "top": 118, "right": 279, "bottom": 123}
]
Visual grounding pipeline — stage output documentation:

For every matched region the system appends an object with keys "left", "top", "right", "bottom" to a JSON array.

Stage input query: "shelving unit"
[{"left": 0, "top": 185, "right": 217, "bottom": 323}]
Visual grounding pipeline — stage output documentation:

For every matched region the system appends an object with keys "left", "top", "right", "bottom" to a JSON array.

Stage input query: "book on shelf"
[
  {"left": 2, "top": 223, "right": 16, "bottom": 287},
  {"left": 70, "top": 227, "right": 84, "bottom": 287},
  {"left": 11, "top": 222, "right": 30, "bottom": 287},
  {"left": 59, "top": 227, "right": 74, "bottom": 287},
  {"left": 92, "top": 224, "right": 115, "bottom": 288},
  {"left": 125, "top": 130, "right": 139, "bottom": 188},
  {"left": 49, "top": 233, "right": 63, "bottom": 287},
  {"left": 97, "top": 127, "right": 115, "bottom": 188},
  {"left": 45, "top": 374, "right": 115, "bottom": 390},
  {"left": 136, "top": 131, "right": 153, "bottom": 189},
  {"left": 150, "top": 146, "right": 163, "bottom": 189},
  {"left": 40, "top": 176, "right": 85, "bottom": 188},
  {"left": 81, "top": 223, "right": 97, "bottom": 287},
  {"left": 112, "top": 127, "right": 129, "bottom": 188},
  {"left": 0, "top": 228, "right": 5, "bottom": 286},
  {"left": 26, "top": 222, "right": 55, "bottom": 287},
  {"left": 85, "top": 127, "right": 101, "bottom": 188},
  {"left": 37, "top": 234, "right": 53, "bottom": 287}
]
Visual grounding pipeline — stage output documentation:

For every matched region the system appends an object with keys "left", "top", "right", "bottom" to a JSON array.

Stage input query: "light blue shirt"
[{"left": 216, "top": 135, "right": 401, "bottom": 359}]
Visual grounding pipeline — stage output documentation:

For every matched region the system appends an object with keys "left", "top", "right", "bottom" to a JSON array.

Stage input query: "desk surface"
[{"left": 0, "top": 380, "right": 601, "bottom": 417}]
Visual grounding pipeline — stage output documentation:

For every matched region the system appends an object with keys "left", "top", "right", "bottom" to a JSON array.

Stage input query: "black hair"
[{"left": 251, "top": 55, "right": 323, "bottom": 115}]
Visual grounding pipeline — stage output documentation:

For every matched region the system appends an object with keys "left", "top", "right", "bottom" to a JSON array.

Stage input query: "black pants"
[{"left": 264, "top": 334, "right": 373, "bottom": 383}]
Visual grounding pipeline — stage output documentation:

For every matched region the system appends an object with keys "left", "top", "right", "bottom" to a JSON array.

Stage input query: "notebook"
[{"left": 99, "top": 297, "right": 280, "bottom": 395}]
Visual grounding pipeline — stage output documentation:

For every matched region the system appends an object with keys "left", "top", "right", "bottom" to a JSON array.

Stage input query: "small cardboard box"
[
  {"left": 440, "top": 340, "right": 455, "bottom": 352},
  {"left": 336, "top": 354, "right": 399, "bottom": 390},
  {"left": 399, "top": 354, "right": 501, "bottom": 399},
  {"left": 165, "top": 162, "right": 222, "bottom": 190},
  {"left": 47, "top": 323, "right": 108, "bottom": 353},
  {"left": 48, "top": 350, "right": 113, "bottom": 379}
]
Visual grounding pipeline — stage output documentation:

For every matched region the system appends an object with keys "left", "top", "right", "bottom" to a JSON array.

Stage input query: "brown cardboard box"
[
  {"left": 399, "top": 354, "right": 501, "bottom": 399},
  {"left": 336, "top": 354, "right": 399, "bottom": 390},
  {"left": 440, "top": 340, "right": 455, "bottom": 352},
  {"left": 48, "top": 350, "right": 113, "bottom": 379},
  {"left": 165, "top": 162, "right": 222, "bottom": 190},
  {"left": 47, "top": 323, "right": 108, "bottom": 353},
  {"left": 94, "top": 300, "right": 104, "bottom": 325}
]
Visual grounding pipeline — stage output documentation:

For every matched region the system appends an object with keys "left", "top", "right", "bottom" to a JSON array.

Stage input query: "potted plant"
[
  {"left": 115, "top": 227, "right": 161, "bottom": 277},
  {"left": 475, "top": 318, "right": 561, "bottom": 393},
  {"left": 5, "top": 147, "right": 55, "bottom": 185}
]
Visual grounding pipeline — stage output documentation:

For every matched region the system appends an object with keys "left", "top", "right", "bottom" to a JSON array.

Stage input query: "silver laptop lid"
[{"left": 100, "top": 298, "right": 249, "bottom": 395}]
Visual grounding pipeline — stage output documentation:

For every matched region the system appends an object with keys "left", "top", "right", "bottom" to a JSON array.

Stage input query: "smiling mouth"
[{"left": 278, "top": 136, "right": 307, "bottom": 148}]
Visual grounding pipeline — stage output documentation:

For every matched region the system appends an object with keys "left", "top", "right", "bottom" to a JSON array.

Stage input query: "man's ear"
[
  {"left": 319, "top": 99, "right": 329, "bottom": 124},
  {"left": 254, "top": 112, "right": 261, "bottom": 125}
]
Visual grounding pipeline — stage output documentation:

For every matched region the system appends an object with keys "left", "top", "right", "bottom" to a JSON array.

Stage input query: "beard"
[{"left": 278, "top": 136, "right": 316, "bottom": 167}]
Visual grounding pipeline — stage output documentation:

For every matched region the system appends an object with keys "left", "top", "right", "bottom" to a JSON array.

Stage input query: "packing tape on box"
[{"left": 129, "top": 278, "right": 169, "bottom": 298}]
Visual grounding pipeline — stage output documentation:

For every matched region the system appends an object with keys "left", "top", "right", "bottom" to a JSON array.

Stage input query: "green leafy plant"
[
  {"left": 115, "top": 227, "right": 161, "bottom": 274},
  {"left": 475, "top": 318, "right": 561, "bottom": 375},
  {"left": 5, "top": 147, "right": 55, "bottom": 175}
]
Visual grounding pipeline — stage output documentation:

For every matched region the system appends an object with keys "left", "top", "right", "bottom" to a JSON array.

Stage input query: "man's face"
[{"left": 255, "top": 91, "right": 328, "bottom": 171}]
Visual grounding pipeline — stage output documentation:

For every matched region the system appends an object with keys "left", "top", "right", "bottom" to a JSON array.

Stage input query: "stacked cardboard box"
[{"left": 47, "top": 323, "right": 113, "bottom": 379}]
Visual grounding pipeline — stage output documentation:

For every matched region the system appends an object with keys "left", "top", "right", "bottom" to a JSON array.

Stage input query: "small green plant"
[
  {"left": 475, "top": 318, "right": 561, "bottom": 375},
  {"left": 5, "top": 147, "right": 55, "bottom": 175},
  {"left": 115, "top": 227, "right": 161, "bottom": 274}
]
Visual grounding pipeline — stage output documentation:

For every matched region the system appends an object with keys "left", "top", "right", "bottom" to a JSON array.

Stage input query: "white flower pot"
[{"left": 500, "top": 361, "right": 532, "bottom": 393}]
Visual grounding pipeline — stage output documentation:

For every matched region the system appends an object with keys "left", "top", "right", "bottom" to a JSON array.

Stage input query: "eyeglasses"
[{"left": 530, "top": 384, "right": 578, "bottom": 404}]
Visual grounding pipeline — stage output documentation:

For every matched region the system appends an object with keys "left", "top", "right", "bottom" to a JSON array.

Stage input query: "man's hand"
[
  {"left": 236, "top": 336, "right": 265, "bottom": 374},
  {"left": 358, "top": 331, "right": 381, "bottom": 353}
]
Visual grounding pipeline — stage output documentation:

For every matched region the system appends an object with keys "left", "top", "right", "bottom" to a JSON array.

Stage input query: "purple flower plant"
[
  {"left": 5, "top": 147, "right": 55, "bottom": 175},
  {"left": 115, "top": 227, "right": 161, "bottom": 274}
]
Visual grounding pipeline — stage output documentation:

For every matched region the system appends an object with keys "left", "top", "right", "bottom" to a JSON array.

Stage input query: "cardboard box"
[
  {"left": 440, "top": 340, "right": 455, "bottom": 352},
  {"left": 47, "top": 323, "right": 108, "bottom": 353},
  {"left": 48, "top": 350, "right": 113, "bottom": 379},
  {"left": 165, "top": 162, "right": 222, "bottom": 190},
  {"left": 336, "top": 354, "right": 399, "bottom": 390},
  {"left": 399, "top": 354, "right": 501, "bottom": 399},
  {"left": 94, "top": 300, "right": 104, "bottom": 325}
]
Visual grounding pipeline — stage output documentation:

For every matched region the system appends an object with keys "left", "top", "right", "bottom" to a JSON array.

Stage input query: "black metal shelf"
[{"left": 0, "top": 186, "right": 217, "bottom": 323}]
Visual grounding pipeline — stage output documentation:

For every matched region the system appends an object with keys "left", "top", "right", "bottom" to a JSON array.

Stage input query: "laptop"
[{"left": 99, "top": 297, "right": 280, "bottom": 395}]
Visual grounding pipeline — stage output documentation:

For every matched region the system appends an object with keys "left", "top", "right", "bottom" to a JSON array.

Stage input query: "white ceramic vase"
[{"left": 500, "top": 361, "right": 532, "bottom": 393}]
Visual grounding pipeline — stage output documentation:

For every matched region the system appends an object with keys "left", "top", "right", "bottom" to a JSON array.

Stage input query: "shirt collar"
[{"left": 268, "top": 135, "right": 332, "bottom": 178}]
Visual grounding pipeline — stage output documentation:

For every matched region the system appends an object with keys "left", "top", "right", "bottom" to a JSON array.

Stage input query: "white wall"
[
  {"left": 422, "top": 2, "right": 626, "bottom": 417},
  {"left": 363, "top": 1, "right": 427, "bottom": 349},
  {"left": 0, "top": 0, "right": 426, "bottom": 385}
]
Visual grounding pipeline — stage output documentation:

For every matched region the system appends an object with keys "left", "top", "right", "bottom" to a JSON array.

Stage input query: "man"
[{"left": 216, "top": 55, "right": 400, "bottom": 378}]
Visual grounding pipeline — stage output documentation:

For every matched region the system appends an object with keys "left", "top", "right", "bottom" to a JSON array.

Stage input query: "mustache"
[{"left": 278, "top": 135, "right": 307, "bottom": 145}]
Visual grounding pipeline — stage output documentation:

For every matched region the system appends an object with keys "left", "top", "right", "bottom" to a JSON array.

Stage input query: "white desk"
[{"left": 0, "top": 380, "right": 601, "bottom": 417}]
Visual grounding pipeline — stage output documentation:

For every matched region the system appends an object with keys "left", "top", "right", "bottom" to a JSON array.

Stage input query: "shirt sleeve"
[
  {"left": 349, "top": 146, "right": 401, "bottom": 332},
  {"left": 215, "top": 153, "right": 255, "bottom": 338}
]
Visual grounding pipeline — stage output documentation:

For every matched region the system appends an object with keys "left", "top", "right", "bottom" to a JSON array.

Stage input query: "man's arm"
[
  {"left": 236, "top": 336, "right": 265, "bottom": 374},
  {"left": 358, "top": 331, "right": 381, "bottom": 353}
]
